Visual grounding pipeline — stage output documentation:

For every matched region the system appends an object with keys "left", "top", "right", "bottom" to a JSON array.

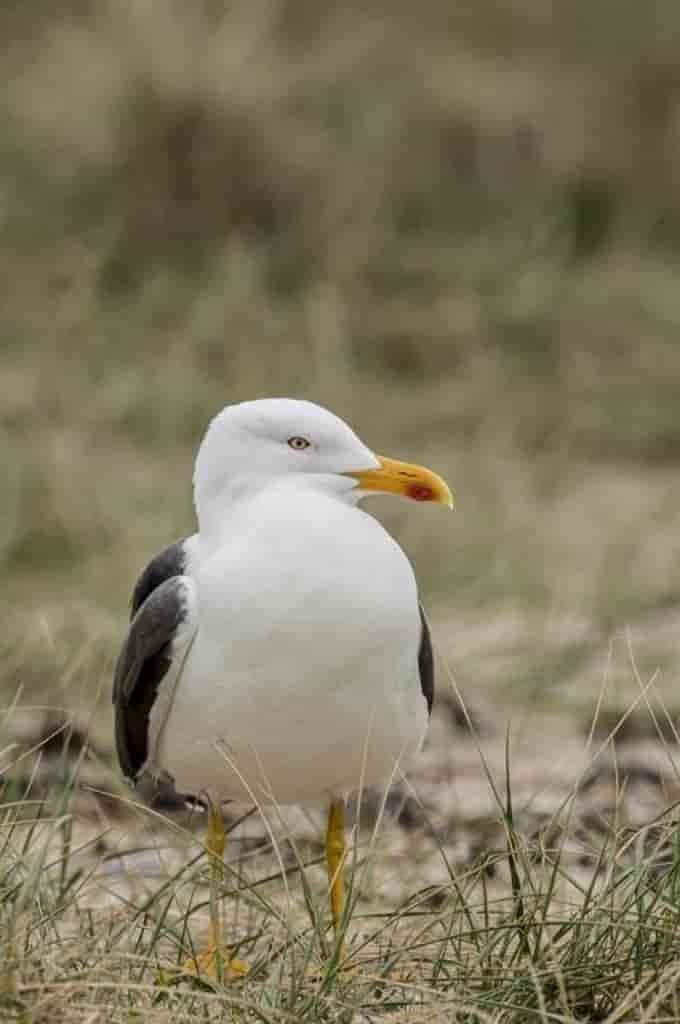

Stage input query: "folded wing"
[{"left": 112, "top": 540, "right": 197, "bottom": 782}]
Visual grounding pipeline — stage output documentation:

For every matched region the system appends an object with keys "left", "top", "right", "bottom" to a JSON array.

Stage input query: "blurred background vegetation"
[{"left": 3, "top": 0, "right": 680, "bottom": 733}]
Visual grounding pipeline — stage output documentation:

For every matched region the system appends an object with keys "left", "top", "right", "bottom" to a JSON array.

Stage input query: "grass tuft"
[{"left": 1, "top": 692, "right": 680, "bottom": 1021}]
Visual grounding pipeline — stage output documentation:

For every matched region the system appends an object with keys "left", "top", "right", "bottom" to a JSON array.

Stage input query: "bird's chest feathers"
[{"left": 197, "top": 499, "right": 418, "bottom": 672}]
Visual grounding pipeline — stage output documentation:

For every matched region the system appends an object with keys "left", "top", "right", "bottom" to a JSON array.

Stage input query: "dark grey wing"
[
  {"left": 418, "top": 603, "right": 434, "bottom": 714},
  {"left": 113, "top": 574, "right": 194, "bottom": 782},
  {"left": 130, "top": 538, "right": 188, "bottom": 619}
]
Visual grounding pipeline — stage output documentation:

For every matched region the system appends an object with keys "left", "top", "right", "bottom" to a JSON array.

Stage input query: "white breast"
[{"left": 156, "top": 481, "right": 428, "bottom": 804}]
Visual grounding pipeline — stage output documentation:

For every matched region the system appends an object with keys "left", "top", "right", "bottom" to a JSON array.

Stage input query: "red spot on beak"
[{"left": 409, "top": 485, "right": 433, "bottom": 502}]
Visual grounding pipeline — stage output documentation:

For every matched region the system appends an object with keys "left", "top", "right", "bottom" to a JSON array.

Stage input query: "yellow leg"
[
  {"left": 180, "top": 802, "right": 249, "bottom": 980},
  {"left": 326, "top": 799, "right": 346, "bottom": 946},
  {"left": 207, "top": 800, "right": 226, "bottom": 860}
]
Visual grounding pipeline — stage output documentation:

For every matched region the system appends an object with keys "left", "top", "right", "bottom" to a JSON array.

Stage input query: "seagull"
[{"left": 112, "top": 398, "right": 452, "bottom": 977}]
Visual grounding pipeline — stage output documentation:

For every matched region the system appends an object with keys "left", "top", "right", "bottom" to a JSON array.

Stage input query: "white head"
[{"left": 194, "top": 398, "right": 452, "bottom": 531}]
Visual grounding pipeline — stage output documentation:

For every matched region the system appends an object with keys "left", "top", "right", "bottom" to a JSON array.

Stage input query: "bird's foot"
[
  {"left": 162, "top": 944, "right": 249, "bottom": 983},
  {"left": 182, "top": 946, "right": 250, "bottom": 980}
]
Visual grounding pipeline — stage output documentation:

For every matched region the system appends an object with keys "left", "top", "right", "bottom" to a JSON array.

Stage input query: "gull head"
[{"left": 194, "top": 398, "right": 453, "bottom": 523}]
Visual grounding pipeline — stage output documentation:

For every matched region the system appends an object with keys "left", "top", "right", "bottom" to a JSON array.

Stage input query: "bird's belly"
[
  {"left": 156, "top": 519, "right": 427, "bottom": 803},
  {"left": 159, "top": 655, "right": 426, "bottom": 804}
]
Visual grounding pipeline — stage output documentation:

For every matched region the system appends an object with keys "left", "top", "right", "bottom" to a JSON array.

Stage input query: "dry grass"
[{"left": 4, "top": 680, "right": 680, "bottom": 1021}]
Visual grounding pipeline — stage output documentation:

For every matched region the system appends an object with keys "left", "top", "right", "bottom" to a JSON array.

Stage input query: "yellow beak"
[{"left": 345, "top": 455, "right": 454, "bottom": 508}]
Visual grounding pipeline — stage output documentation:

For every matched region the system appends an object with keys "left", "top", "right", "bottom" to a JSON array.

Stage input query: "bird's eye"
[{"left": 288, "top": 436, "right": 311, "bottom": 450}]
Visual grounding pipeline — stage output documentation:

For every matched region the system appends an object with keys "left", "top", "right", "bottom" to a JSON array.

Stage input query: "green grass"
[{"left": 3, "top": 712, "right": 680, "bottom": 1022}]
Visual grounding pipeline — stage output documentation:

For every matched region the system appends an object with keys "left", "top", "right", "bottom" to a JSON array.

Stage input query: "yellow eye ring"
[{"left": 288, "top": 436, "right": 311, "bottom": 450}]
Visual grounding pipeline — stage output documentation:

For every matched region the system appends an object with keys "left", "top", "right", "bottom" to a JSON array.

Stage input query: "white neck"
[{"left": 195, "top": 472, "right": 362, "bottom": 542}]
